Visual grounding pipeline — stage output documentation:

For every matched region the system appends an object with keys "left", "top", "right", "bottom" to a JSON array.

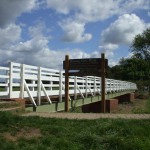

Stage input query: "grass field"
[
  {"left": 0, "top": 112, "right": 150, "bottom": 150},
  {"left": 132, "top": 97, "right": 150, "bottom": 114},
  {"left": 111, "top": 96, "right": 150, "bottom": 114}
]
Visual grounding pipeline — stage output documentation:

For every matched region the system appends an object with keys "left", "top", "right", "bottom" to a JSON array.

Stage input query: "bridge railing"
[{"left": 0, "top": 62, "right": 137, "bottom": 106}]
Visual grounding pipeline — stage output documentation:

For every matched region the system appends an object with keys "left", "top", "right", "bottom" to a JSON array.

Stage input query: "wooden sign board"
[{"left": 63, "top": 58, "right": 108, "bottom": 70}]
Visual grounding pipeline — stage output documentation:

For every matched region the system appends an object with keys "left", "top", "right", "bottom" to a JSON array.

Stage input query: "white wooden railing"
[{"left": 0, "top": 62, "right": 137, "bottom": 106}]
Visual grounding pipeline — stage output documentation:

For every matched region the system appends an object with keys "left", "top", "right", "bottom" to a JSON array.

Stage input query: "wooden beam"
[
  {"left": 65, "top": 55, "right": 69, "bottom": 112},
  {"left": 101, "top": 53, "right": 106, "bottom": 113}
]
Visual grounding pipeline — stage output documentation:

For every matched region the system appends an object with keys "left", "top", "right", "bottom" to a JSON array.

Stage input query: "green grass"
[
  {"left": 69, "top": 106, "right": 82, "bottom": 113},
  {"left": 143, "top": 97, "right": 150, "bottom": 113},
  {"left": 132, "top": 96, "right": 150, "bottom": 114},
  {"left": 0, "top": 112, "right": 150, "bottom": 150}
]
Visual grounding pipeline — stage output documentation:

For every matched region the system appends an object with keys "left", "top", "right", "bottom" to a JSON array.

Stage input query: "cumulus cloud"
[
  {"left": 32, "top": 48, "right": 91, "bottom": 69},
  {"left": 101, "top": 14, "right": 146, "bottom": 45},
  {"left": 120, "top": 0, "right": 149, "bottom": 13},
  {"left": 99, "top": 44, "right": 119, "bottom": 58},
  {"left": 46, "top": 0, "right": 150, "bottom": 43},
  {"left": 46, "top": 0, "right": 149, "bottom": 21},
  {"left": 7, "top": 40, "right": 96, "bottom": 69},
  {"left": 0, "top": 0, "right": 37, "bottom": 27},
  {"left": 46, "top": 0, "right": 124, "bottom": 22},
  {"left": 28, "top": 22, "right": 51, "bottom": 39},
  {"left": 47, "top": 0, "right": 118, "bottom": 42},
  {"left": 46, "top": 0, "right": 77, "bottom": 15},
  {"left": 74, "top": 0, "right": 118, "bottom": 22},
  {"left": 0, "top": 0, "right": 149, "bottom": 68},
  {"left": 0, "top": 24, "right": 21, "bottom": 48},
  {"left": 1, "top": 43, "right": 92, "bottom": 69},
  {"left": 99, "top": 14, "right": 149, "bottom": 59},
  {"left": 59, "top": 20, "right": 92, "bottom": 43},
  {"left": 0, "top": 23, "right": 93, "bottom": 69}
]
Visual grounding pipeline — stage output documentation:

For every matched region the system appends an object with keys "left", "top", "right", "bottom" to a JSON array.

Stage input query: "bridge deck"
[{"left": 26, "top": 90, "right": 135, "bottom": 112}]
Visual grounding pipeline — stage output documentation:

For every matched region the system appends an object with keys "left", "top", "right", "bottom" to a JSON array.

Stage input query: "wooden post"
[
  {"left": 65, "top": 55, "right": 69, "bottom": 112},
  {"left": 101, "top": 53, "right": 106, "bottom": 113}
]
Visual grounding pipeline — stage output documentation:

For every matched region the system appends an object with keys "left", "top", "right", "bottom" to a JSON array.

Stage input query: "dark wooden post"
[
  {"left": 65, "top": 55, "right": 69, "bottom": 112},
  {"left": 101, "top": 53, "right": 105, "bottom": 113}
]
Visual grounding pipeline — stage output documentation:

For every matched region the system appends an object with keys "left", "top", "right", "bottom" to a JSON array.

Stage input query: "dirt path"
[{"left": 22, "top": 112, "right": 150, "bottom": 120}]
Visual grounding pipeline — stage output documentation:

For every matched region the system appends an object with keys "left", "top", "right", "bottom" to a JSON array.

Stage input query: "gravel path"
[{"left": 22, "top": 112, "right": 150, "bottom": 120}]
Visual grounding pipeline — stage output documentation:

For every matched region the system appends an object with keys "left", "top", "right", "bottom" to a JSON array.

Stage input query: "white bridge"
[{"left": 0, "top": 62, "right": 137, "bottom": 112}]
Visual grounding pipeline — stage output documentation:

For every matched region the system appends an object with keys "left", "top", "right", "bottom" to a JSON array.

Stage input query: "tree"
[
  {"left": 109, "top": 65, "right": 123, "bottom": 80},
  {"left": 110, "top": 57, "right": 150, "bottom": 82},
  {"left": 109, "top": 28, "right": 150, "bottom": 91},
  {"left": 131, "top": 28, "right": 150, "bottom": 61}
]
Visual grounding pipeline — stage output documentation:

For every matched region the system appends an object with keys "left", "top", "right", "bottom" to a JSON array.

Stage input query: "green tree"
[
  {"left": 110, "top": 57, "right": 150, "bottom": 81},
  {"left": 131, "top": 28, "right": 150, "bottom": 60},
  {"left": 109, "top": 65, "right": 123, "bottom": 80},
  {"left": 109, "top": 28, "right": 150, "bottom": 91}
]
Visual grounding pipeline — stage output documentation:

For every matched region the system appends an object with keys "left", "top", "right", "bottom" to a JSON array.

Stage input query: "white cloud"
[
  {"left": 47, "top": 0, "right": 118, "bottom": 43},
  {"left": 74, "top": 0, "right": 118, "bottom": 22},
  {"left": 120, "top": 0, "right": 149, "bottom": 13},
  {"left": 46, "top": 0, "right": 150, "bottom": 43},
  {"left": 101, "top": 14, "right": 146, "bottom": 45},
  {"left": 0, "top": 24, "right": 21, "bottom": 48},
  {"left": 99, "top": 44, "right": 119, "bottom": 58},
  {"left": 59, "top": 20, "right": 92, "bottom": 43},
  {"left": 0, "top": 23, "right": 93, "bottom": 69},
  {"left": 0, "top": 0, "right": 37, "bottom": 27},
  {"left": 1, "top": 44, "right": 92, "bottom": 69},
  {"left": 47, "top": 0, "right": 140, "bottom": 22},
  {"left": 28, "top": 22, "right": 51, "bottom": 39},
  {"left": 46, "top": 0, "right": 77, "bottom": 14},
  {"left": 46, "top": 0, "right": 150, "bottom": 21},
  {"left": 0, "top": 0, "right": 149, "bottom": 68},
  {"left": 0, "top": 40, "right": 98, "bottom": 69},
  {"left": 99, "top": 14, "right": 148, "bottom": 59},
  {"left": 109, "top": 59, "right": 119, "bottom": 67},
  {"left": 33, "top": 48, "right": 91, "bottom": 69}
]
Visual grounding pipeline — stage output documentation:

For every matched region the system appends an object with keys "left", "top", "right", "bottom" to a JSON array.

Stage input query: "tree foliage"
[
  {"left": 108, "top": 28, "right": 150, "bottom": 89},
  {"left": 131, "top": 28, "right": 150, "bottom": 60}
]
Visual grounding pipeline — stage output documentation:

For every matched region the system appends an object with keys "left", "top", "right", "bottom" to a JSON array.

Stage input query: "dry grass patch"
[
  {"left": 112, "top": 98, "right": 150, "bottom": 114},
  {"left": 3, "top": 128, "right": 41, "bottom": 142}
]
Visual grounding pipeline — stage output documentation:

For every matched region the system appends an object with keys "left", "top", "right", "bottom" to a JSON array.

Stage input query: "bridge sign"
[
  {"left": 63, "top": 54, "right": 107, "bottom": 113},
  {"left": 63, "top": 58, "right": 108, "bottom": 70}
]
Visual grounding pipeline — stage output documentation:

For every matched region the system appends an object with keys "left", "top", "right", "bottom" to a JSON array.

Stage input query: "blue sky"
[{"left": 0, "top": 0, "right": 149, "bottom": 69}]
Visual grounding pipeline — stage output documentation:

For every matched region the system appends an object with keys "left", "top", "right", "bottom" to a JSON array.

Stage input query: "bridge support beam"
[
  {"left": 115, "top": 93, "right": 135, "bottom": 103},
  {"left": 82, "top": 99, "right": 118, "bottom": 113}
]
